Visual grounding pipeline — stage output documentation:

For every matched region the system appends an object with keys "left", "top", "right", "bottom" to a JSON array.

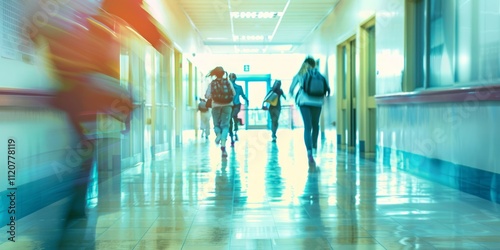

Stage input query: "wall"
[
  {"left": 301, "top": 0, "right": 500, "bottom": 202},
  {"left": 145, "top": 0, "right": 208, "bottom": 57}
]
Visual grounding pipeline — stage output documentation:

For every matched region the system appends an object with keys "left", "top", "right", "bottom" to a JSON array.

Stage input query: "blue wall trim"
[
  {"left": 380, "top": 146, "right": 500, "bottom": 204},
  {"left": 0, "top": 174, "right": 74, "bottom": 226}
]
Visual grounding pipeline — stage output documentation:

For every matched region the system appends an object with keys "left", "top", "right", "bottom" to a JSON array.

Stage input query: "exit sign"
[{"left": 243, "top": 64, "right": 250, "bottom": 72}]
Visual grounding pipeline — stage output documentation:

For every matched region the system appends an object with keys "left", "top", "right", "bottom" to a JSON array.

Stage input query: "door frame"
[{"left": 359, "top": 17, "right": 377, "bottom": 154}]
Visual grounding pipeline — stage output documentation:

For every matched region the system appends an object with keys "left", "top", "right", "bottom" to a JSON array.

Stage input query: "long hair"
[
  {"left": 207, "top": 66, "right": 226, "bottom": 78},
  {"left": 297, "top": 56, "right": 316, "bottom": 76},
  {"left": 297, "top": 62, "right": 309, "bottom": 76}
]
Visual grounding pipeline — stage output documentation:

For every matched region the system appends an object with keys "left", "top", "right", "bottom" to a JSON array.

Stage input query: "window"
[{"left": 413, "top": 0, "right": 500, "bottom": 88}]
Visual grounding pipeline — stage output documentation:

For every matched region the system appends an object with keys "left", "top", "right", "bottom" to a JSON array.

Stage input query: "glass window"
[
  {"left": 428, "top": 0, "right": 455, "bottom": 87},
  {"left": 416, "top": 0, "right": 500, "bottom": 87},
  {"left": 477, "top": 0, "right": 500, "bottom": 81}
]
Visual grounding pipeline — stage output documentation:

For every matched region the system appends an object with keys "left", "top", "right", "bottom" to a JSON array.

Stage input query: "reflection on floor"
[{"left": 2, "top": 129, "right": 500, "bottom": 249}]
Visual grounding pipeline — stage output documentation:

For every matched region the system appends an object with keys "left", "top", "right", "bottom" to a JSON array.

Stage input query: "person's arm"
[
  {"left": 324, "top": 75, "right": 331, "bottom": 96},
  {"left": 229, "top": 82, "right": 236, "bottom": 96},
  {"left": 241, "top": 87, "right": 249, "bottom": 104},
  {"left": 281, "top": 89, "right": 287, "bottom": 100}
]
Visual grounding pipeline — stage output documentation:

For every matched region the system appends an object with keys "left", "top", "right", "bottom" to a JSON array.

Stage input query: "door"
[
  {"left": 337, "top": 36, "right": 357, "bottom": 149},
  {"left": 235, "top": 74, "right": 271, "bottom": 129}
]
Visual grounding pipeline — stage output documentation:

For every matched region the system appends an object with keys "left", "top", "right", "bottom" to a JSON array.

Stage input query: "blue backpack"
[{"left": 302, "top": 69, "right": 328, "bottom": 97}]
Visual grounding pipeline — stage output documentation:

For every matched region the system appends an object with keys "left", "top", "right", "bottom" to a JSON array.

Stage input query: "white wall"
[{"left": 301, "top": 0, "right": 500, "bottom": 174}]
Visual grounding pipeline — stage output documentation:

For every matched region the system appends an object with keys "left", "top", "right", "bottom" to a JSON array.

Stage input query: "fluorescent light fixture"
[
  {"left": 233, "top": 35, "right": 265, "bottom": 41},
  {"left": 230, "top": 12, "right": 283, "bottom": 19},
  {"left": 206, "top": 37, "right": 229, "bottom": 40}
]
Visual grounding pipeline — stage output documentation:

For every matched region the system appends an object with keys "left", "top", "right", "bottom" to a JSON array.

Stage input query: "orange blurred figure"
[{"left": 24, "top": 1, "right": 135, "bottom": 247}]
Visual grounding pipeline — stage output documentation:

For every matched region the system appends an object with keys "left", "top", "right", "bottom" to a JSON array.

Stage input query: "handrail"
[
  {"left": 0, "top": 89, "right": 54, "bottom": 107},
  {"left": 376, "top": 84, "right": 500, "bottom": 105}
]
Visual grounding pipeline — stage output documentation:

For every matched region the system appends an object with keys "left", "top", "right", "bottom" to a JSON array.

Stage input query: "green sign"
[{"left": 243, "top": 64, "right": 250, "bottom": 72}]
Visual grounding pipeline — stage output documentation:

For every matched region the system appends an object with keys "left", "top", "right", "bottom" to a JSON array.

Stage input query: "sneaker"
[
  {"left": 230, "top": 142, "right": 235, "bottom": 147},
  {"left": 272, "top": 136, "right": 277, "bottom": 142},
  {"left": 221, "top": 150, "right": 228, "bottom": 157},
  {"left": 215, "top": 135, "right": 221, "bottom": 144}
]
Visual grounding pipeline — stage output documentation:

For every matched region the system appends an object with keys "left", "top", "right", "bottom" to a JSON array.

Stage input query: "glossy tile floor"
[{"left": 2, "top": 129, "right": 500, "bottom": 250}]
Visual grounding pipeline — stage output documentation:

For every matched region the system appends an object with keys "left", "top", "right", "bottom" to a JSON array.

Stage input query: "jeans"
[
  {"left": 299, "top": 105, "right": 322, "bottom": 152},
  {"left": 229, "top": 104, "right": 242, "bottom": 138},
  {"left": 211, "top": 105, "right": 233, "bottom": 145}
]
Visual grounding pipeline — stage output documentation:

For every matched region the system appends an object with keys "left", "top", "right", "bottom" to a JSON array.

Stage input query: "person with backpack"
[
  {"left": 198, "top": 98, "right": 211, "bottom": 139},
  {"left": 205, "top": 66, "right": 236, "bottom": 157},
  {"left": 263, "top": 80, "right": 286, "bottom": 142},
  {"left": 228, "top": 73, "right": 248, "bottom": 146},
  {"left": 288, "top": 57, "right": 330, "bottom": 167}
]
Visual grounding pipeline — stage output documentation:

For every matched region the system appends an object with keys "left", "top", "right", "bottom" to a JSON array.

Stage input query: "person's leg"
[
  {"left": 205, "top": 112, "right": 211, "bottom": 137},
  {"left": 66, "top": 136, "right": 95, "bottom": 220},
  {"left": 311, "top": 106, "right": 322, "bottom": 152},
  {"left": 228, "top": 106, "right": 234, "bottom": 141},
  {"left": 200, "top": 112, "right": 205, "bottom": 137},
  {"left": 233, "top": 104, "right": 241, "bottom": 132},
  {"left": 219, "top": 105, "right": 233, "bottom": 156},
  {"left": 201, "top": 112, "right": 210, "bottom": 138},
  {"left": 269, "top": 107, "right": 280, "bottom": 140},
  {"left": 211, "top": 107, "right": 222, "bottom": 143},
  {"left": 299, "top": 106, "right": 315, "bottom": 165}
]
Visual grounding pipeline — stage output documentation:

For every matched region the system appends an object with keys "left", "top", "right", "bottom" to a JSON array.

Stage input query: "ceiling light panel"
[{"left": 230, "top": 11, "right": 283, "bottom": 19}]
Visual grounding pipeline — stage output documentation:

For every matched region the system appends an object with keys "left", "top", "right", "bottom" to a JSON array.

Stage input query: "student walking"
[
  {"left": 205, "top": 67, "right": 236, "bottom": 157},
  {"left": 198, "top": 98, "right": 211, "bottom": 139},
  {"left": 264, "top": 80, "right": 286, "bottom": 142},
  {"left": 228, "top": 73, "right": 248, "bottom": 146},
  {"left": 288, "top": 57, "right": 330, "bottom": 166}
]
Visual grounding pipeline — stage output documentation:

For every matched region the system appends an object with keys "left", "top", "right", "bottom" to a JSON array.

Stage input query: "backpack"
[
  {"left": 198, "top": 100, "right": 208, "bottom": 112},
  {"left": 210, "top": 78, "right": 234, "bottom": 104},
  {"left": 302, "top": 69, "right": 328, "bottom": 97},
  {"left": 198, "top": 100, "right": 209, "bottom": 112}
]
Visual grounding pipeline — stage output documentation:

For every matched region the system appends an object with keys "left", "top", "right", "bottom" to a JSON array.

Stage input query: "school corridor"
[{"left": 2, "top": 129, "right": 500, "bottom": 250}]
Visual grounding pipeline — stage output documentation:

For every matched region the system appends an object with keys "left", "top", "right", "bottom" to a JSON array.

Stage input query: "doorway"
[{"left": 234, "top": 74, "right": 271, "bottom": 129}]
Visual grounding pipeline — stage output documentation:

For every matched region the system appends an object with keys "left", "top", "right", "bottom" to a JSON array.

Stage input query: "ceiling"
[{"left": 169, "top": 0, "right": 341, "bottom": 54}]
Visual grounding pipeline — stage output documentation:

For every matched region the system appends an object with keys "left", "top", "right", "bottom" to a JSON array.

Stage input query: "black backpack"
[
  {"left": 211, "top": 78, "right": 234, "bottom": 104},
  {"left": 303, "top": 69, "right": 328, "bottom": 97}
]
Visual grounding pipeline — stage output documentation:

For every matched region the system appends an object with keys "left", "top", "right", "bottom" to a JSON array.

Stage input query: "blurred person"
[
  {"left": 205, "top": 67, "right": 235, "bottom": 157},
  {"left": 198, "top": 98, "right": 211, "bottom": 139},
  {"left": 289, "top": 57, "right": 330, "bottom": 166},
  {"left": 263, "top": 80, "right": 286, "bottom": 142},
  {"left": 24, "top": 1, "right": 135, "bottom": 247},
  {"left": 228, "top": 73, "right": 248, "bottom": 146}
]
